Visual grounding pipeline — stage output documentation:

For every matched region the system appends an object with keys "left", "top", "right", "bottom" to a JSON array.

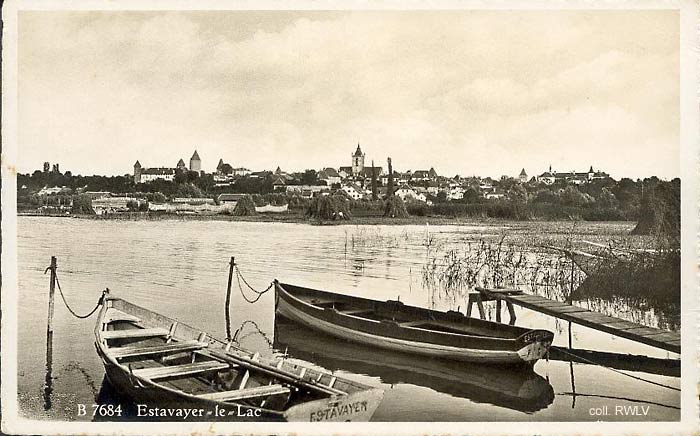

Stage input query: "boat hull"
[{"left": 276, "top": 284, "right": 553, "bottom": 365}]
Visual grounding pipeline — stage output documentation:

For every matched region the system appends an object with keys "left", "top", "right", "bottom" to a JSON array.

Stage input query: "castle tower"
[
  {"left": 190, "top": 150, "right": 201, "bottom": 172},
  {"left": 176, "top": 159, "right": 186, "bottom": 171},
  {"left": 133, "top": 160, "right": 142, "bottom": 184},
  {"left": 519, "top": 168, "right": 527, "bottom": 183},
  {"left": 351, "top": 143, "right": 365, "bottom": 176}
]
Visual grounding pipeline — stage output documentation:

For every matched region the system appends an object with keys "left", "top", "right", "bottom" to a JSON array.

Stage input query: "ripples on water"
[{"left": 15, "top": 217, "right": 680, "bottom": 422}]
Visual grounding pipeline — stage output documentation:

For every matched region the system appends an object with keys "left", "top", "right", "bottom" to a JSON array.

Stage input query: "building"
[
  {"left": 285, "top": 185, "right": 330, "bottom": 197},
  {"left": 190, "top": 150, "right": 201, "bottom": 172},
  {"left": 133, "top": 161, "right": 142, "bottom": 183},
  {"left": 537, "top": 165, "right": 610, "bottom": 185},
  {"left": 484, "top": 188, "right": 506, "bottom": 200},
  {"left": 140, "top": 167, "right": 176, "bottom": 182},
  {"left": 351, "top": 143, "right": 365, "bottom": 175},
  {"left": 341, "top": 183, "right": 364, "bottom": 200},
  {"left": 394, "top": 184, "right": 427, "bottom": 203},
  {"left": 519, "top": 168, "right": 528, "bottom": 183},
  {"left": 412, "top": 168, "right": 438, "bottom": 181},
  {"left": 217, "top": 193, "right": 247, "bottom": 205},
  {"left": 177, "top": 159, "right": 187, "bottom": 171},
  {"left": 318, "top": 168, "right": 341, "bottom": 186}
]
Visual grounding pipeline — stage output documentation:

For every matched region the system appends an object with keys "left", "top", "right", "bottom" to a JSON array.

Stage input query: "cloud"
[{"left": 18, "top": 10, "right": 679, "bottom": 179}]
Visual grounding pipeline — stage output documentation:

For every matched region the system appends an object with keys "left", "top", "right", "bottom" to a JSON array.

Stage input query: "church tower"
[{"left": 351, "top": 143, "right": 365, "bottom": 175}]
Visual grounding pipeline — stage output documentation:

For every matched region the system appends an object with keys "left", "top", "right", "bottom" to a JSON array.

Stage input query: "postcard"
[{"left": 1, "top": 0, "right": 698, "bottom": 435}]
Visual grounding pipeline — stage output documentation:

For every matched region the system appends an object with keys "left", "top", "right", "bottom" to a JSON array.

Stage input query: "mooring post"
[
  {"left": 46, "top": 256, "right": 57, "bottom": 334},
  {"left": 495, "top": 299, "right": 502, "bottom": 323},
  {"left": 225, "top": 256, "right": 235, "bottom": 341},
  {"left": 44, "top": 255, "right": 57, "bottom": 410}
]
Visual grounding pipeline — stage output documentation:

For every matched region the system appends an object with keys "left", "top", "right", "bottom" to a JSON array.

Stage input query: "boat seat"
[
  {"left": 111, "top": 340, "right": 208, "bottom": 359},
  {"left": 132, "top": 360, "right": 232, "bottom": 380},
  {"left": 104, "top": 308, "right": 141, "bottom": 324},
  {"left": 102, "top": 327, "right": 169, "bottom": 340},
  {"left": 197, "top": 384, "right": 290, "bottom": 402}
]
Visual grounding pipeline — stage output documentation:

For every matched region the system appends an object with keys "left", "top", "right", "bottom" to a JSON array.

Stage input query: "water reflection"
[{"left": 273, "top": 317, "right": 554, "bottom": 414}]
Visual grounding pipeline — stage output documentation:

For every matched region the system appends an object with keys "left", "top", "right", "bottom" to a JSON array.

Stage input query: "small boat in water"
[
  {"left": 275, "top": 282, "right": 554, "bottom": 365},
  {"left": 94, "top": 292, "right": 384, "bottom": 421}
]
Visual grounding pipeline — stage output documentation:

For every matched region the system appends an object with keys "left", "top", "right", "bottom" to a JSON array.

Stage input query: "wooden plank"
[
  {"left": 105, "top": 308, "right": 141, "bottom": 324},
  {"left": 197, "top": 384, "right": 290, "bottom": 402},
  {"left": 102, "top": 327, "right": 169, "bottom": 340},
  {"left": 111, "top": 340, "right": 208, "bottom": 358},
  {"left": 133, "top": 360, "right": 231, "bottom": 380}
]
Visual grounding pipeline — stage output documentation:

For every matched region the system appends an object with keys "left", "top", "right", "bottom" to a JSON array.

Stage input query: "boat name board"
[{"left": 308, "top": 399, "right": 369, "bottom": 421}]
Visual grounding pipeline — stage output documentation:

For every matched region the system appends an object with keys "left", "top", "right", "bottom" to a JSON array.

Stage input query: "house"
[
  {"left": 412, "top": 168, "right": 438, "bottom": 181},
  {"left": 394, "top": 183, "right": 427, "bottom": 203},
  {"left": 341, "top": 183, "right": 364, "bottom": 200},
  {"left": 232, "top": 167, "right": 251, "bottom": 176},
  {"left": 318, "top": 168, "right": 341, "bottom": 186},
  {"left": 92, "top": 196, "right": 134, "bottom": 214},
  {"left": 84, "top": 191, "right": 112, "bottom": 200},
  {"left": 484, "top": 188, "right": 506, "bottom": 200},
  {"left": 285, "top": 185, "right": 330, "bottom": 197},
  {"left": 338, "top": 166, "right": 353, "bottom": 179},
  {"left": 448, "top": 186, "right": 465, "bottom": 200},
  {"left": 272, "top": 175, "right": 288, "bottom": 192},
  {"left": 217, "top": 193, "right": 247, "bottom": 205},
  {"left": 249, "top": 171, "right": 271, "bottom": 179},
  {"left": 172, "top": 197, "right": 215, "bottom": 205},
  {"left": 357, "top": 166, "right": 383, "bottom": 180}
]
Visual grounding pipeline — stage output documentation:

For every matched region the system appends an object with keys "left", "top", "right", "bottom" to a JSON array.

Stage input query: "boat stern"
[{"left": 516, "top": 330, "right": 554, "bottom": 364}]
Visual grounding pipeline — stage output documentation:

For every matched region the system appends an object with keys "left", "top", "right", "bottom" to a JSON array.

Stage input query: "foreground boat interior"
[{"left": 94, "top": 295, "right": 383, "bottom": 421}]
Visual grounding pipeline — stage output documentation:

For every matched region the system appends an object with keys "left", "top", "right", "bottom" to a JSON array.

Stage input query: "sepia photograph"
[{"left": 1, "top": 0, "right": 698, "bottom": 434}]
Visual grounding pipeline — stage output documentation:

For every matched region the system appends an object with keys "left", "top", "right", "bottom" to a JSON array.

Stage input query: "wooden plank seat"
[
  {"left": 104, "top": 308, "right": 141, "bottom": 324},
  {"left": 111, "top": 340, "right": 208, "bottom": 359},
  {"left": 399, "top": 320, "right": 429, "bottom": 327},
  {"left": 132, "top": 360, "right": 232, "bottom": 380},
  {"left": 197, "top": 384, "right": 290, "bottom": 402},
  {"left": 102, "top": 327, "right": 169, "bottom": 340}
]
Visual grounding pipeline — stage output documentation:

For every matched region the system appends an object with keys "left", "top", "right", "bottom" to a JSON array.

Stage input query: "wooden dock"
[{"left": 472, "top": 287, "right": 680, "bottom": 354}]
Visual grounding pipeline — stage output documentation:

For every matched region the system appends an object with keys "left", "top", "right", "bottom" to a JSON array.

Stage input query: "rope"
[
  {"left": 234, "top": 265, "right": 274, "bottom": 304},
  {"left": 45, "top": 267, "right": 105, "bottom": 319},
  {"left": 231, "top": 319, "right": 274, "bottom": 348},
  {"left": 555, "top": 347, "right": 680, "bottom": 392}
]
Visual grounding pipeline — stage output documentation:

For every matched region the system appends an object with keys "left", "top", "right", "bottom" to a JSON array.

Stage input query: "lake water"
[{"left": 14, "top": 216, "right": 680, "bottom": 421}]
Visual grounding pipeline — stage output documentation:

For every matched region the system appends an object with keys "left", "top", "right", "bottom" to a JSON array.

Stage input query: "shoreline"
[{"left": 16, "top": 211, "right": 636, "bottom": 228}]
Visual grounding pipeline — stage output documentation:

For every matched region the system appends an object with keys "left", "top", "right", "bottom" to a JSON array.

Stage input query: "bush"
[
  {"left": 405, "top": 200, "right": 429, "bottom": 216},
  {"left": 383, "top": 196, "right": 409, "bottom": 218},
  {"left": 307, "top": 195, "right": 351, "bottom": 220},
  {"left": 232, "top": 195, "right": 257, "bottom": 216}
]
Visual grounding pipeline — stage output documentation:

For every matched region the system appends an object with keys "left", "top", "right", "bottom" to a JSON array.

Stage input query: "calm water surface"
[{"left": 16, "top": 217, "right": 680, "bottom": 421}]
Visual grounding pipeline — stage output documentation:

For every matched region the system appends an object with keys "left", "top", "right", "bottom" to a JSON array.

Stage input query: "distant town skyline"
[{"left": 18, "top": 10, "right": 679, "bottom": 180}]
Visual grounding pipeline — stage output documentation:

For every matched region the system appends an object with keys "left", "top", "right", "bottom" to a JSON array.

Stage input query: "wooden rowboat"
[
  {"left": 275, "top": 282, "right": 554, "bottom": 365},
  {"left": 94, "top": 293, "right": 384, "bottom": 421}
]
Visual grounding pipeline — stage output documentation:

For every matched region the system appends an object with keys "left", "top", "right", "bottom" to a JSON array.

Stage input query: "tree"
[
  {"left": 71, "top": 194, "right": 94, "bottom": 215},
  {"left": 386, "top": 157, "right": 394, "bottom": 198},
  {"left": 560, "top": 185, "right": 593, "bottom": 207},
  {"left": 507, "top": 184, "right": 528, "bottom": 204},
  {"left": 371, "top": 160, "right": 378, "bottom": 201},
  {"left": 596, "top": 187, "right": 619, "bottom": 209},
  {"left": 301, "top": 170, "right": 318, "bottom": 185},
  {"left": 383, "top": 195, "right": 408, "bottom": 218}
]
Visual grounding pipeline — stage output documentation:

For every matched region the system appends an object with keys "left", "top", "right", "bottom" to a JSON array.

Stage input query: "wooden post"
[
  {"left": 495, "top": 299, "right": 502, "bottom": 323},
  {"left": 43, "top": 256, "right": 57, "bottom": 410},
  {"left": 46, "top": 256, "right": 57, "bottom": 334},
  {"left": 225, "top": 257, "right": 235, "bottom": 341},
  {"left": 506, "top": 301, "right": 517, "bottom": 325},
  {"left": 475, "top": 294, "right": 486, "bottom": 319}
]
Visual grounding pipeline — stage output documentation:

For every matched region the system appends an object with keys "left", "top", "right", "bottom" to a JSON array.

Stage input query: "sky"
[{"left": 18, "top": 10, "right": 679, "bottom": 179}]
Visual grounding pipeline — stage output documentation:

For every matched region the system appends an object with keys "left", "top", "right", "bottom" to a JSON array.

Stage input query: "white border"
[{"left": 2, "top": 0, "right": 698, "bottom": 435}]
